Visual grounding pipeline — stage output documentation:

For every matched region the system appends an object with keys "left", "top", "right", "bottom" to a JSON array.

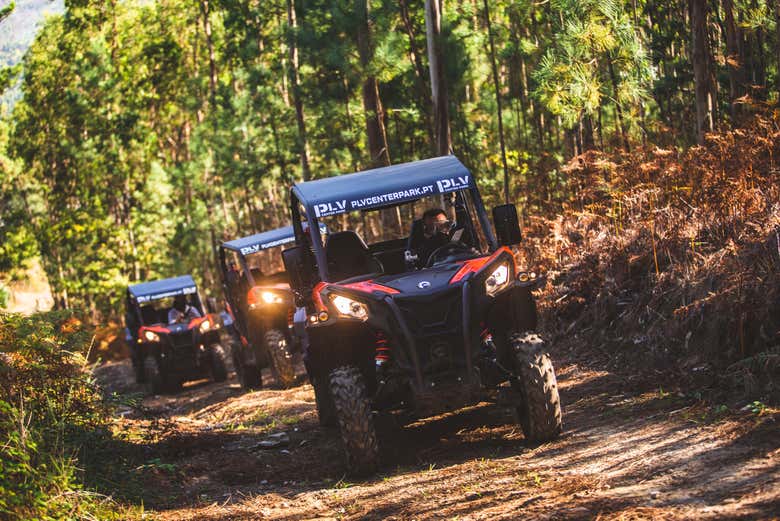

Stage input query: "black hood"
[{"left": 374, "top": 264, "right": 462, "bottom": 295}]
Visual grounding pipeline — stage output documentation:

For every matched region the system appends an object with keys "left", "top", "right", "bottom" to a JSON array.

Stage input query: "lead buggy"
[{"left": 282, "top": 156, "right": 563, "bottom": 474}]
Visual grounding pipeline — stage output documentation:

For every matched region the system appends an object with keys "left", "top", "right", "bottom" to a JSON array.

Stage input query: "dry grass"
[{"left": 519, "top": 113, "right": 780, "bottom": 400}]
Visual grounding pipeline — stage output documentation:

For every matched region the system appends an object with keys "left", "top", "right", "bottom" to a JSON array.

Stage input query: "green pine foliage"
[{"left": 1, "top": 0, "right": 778, "bottom": 318}]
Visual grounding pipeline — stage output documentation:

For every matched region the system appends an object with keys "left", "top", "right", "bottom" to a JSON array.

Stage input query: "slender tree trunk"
[
  {"left": 399, "top": 0, "right": 434, "bottom": 146},
  {"left": 482, "top": 0, "right": 510, "bottom": 202},
  {"left": 286, "top": 0, "right": 312, "bottom": 180},
  {"left": 200, "top": 0, "right": 218, "bottom": 110},
  {"left": 200, "top": 0, "right": 220, "bottom": 287},
  {"left": 606, "top": 55, "right": 630, "bottom": 150},
  {"left": 690, "top": 0, "right": 714, "bottom": 144},
  {"left": 723, "top": 0, "right": 744, "bottom": 113},
  {"left": 774, "top": 0, "right": 780, "bottom": 94},
  {"left": 425, "top": 0, "right": 452, "bottom": 156},
  {"left": 356, "top": 0, "right": 391, "bottom": 168}
]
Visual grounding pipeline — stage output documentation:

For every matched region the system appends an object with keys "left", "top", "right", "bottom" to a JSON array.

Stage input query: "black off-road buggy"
[
  {"left": 219, "top": 226, "right": 324, "bottom": 389},
  {"left": 282, "top": 155, "right": 562, "bottom": 474},
  {"left": 124, "top": 275, "right": 228, "bottom": 394}
]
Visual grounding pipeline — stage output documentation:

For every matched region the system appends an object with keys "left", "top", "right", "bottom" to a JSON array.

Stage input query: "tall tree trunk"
[
  {"left": 399, "top": 0, "right": 434, "bottom": 146},
  {"left": 356, "top": 0, "right": 391, "bottom": 168},
  {"left": 286, "top": 0, "right": 312, "bottom": 181},
  {"left": 690, "top": 0, "right": 714, "bottom": 144},
  {"left": 723, "top": 0, "right": 744, "bottom": 112},
  {"left": 483, "top": 0, "right": 510, "bottom": 203},
  {"left": 200, "top": 0, "right": 220, "bottom": 287},
  {"left": 606, "top": 55, "right": 630, "bottom": 150},
  {"left": 424, "top": 0, "right": 451, "bottom": 156},
  {"left": 356, "top": 0, "right": 398, "bottom": 234},
  {"left": 200, "top": 0, "right": 218, "bottom": 110},
  {"left": 581, "top": 115, "right": 595, "bottom": 152},
  {"left": 774, "top": 0, "right": 780, "bottom": 94}
]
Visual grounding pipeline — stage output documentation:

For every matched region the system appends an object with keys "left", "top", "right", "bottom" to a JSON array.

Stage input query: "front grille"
[
  {"left": 394, "top": 288, "right": 463, "bottom": 338},
  {"left": 167, "top": 331, "right": 194, "bottom": 349}
]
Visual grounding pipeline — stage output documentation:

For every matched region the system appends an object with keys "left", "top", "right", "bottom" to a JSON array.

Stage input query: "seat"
[
  {"left": 405, "top": 219, "right": 425, "bottom": 253},
  {"left": 325, "top": 231, "right": 383, "bottom": 282},
  {"left": 140, "top": 305, "right": 158, "bottom": 326}
]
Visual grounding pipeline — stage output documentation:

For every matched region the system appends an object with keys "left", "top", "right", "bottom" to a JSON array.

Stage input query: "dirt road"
[{"left": 95, "top": 354, "right": 779, "bottom": 520}]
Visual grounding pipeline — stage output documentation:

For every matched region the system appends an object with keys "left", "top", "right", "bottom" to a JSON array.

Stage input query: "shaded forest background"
[{"left": 0, "top": 0, "right": 779, "bottom": 319}]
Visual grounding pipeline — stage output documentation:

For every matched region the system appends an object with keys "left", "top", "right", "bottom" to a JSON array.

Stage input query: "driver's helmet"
[
  {"left": 425, "top": 218, "right": 452, "bottom": 237},
  {"left": 173, "top": 294, "right": 187, "bottom": 312}
]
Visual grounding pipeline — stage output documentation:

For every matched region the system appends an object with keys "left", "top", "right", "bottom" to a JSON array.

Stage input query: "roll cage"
[
  {"left": 290, "top": 156, "right": 499, "bottom": 284},
  {"left": 126, "top": 275, "right": 204, "bottom": 328}
]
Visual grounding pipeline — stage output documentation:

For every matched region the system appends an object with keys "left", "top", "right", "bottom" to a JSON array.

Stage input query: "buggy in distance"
[
  {"left": 219, "top": 225, "right": 324, "bottom": 389},
  {"left": 124, "top": 275, "right": 228, "bottom": 394}
]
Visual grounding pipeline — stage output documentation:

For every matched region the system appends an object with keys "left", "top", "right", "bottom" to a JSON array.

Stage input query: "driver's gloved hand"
[{"left": 404, "top": 250, "right": 418, "bottom": 269}]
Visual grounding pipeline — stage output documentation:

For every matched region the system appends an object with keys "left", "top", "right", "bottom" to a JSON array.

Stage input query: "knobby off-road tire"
[
  {"left": 329, "top": 365, "right": 380, "bottom": 475},
  {"left": 512, "top": 332, "right": 563, "bottom": 442},
  {"left": 312, "top": 375, "right": 337, "bottom": 428},
  {"left": 265, "top": 329, "right": 296, "bottom": 388},
  {"left": 233, "top": 348, "right": 262, "bottom": 390},
  {"left": 133, "top": 352, "right": 146, "bottom": 384},
  {"left": 209, "top": 344, "right": 228, "bottom": 383},
  {"left": 144, "top": 356, "right": 180, "bottom": 395}
]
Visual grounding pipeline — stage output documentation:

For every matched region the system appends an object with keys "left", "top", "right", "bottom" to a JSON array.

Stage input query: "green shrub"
[
  {"left": 0, "top": 311, "right": 140, "bottom": 520},
  {"left": 0, "top": 283, "right": 9, "bottom": 309}
]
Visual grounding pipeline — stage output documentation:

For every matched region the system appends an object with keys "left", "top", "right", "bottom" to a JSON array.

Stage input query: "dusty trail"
[{"left": 95, "top": 355, "right": 779, "bottom": 520}]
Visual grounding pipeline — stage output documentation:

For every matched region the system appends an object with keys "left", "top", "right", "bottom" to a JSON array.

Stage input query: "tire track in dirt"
[{"left": 94, "top": 358, "right": 779, "bottom": 520}]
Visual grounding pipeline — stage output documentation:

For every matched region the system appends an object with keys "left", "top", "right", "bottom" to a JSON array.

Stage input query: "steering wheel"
[{"left": 425, "top": 242, "right": 476, "bottom": 267}]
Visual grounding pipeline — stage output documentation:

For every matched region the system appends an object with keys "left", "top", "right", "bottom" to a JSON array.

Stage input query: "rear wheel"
[
  {"left": 330, "top": 365, "right": 379, "bottom": 475},
  {"left": 233, "top": 347, "right": 262, "bottom": 390},
  {"left": 266, "top": 329, "right": 295, "bottom": 388},
  {"left": 209, "top": 344, "right": 228, "bottom": 383},
  {"left": 511, "top": 332, "right": 562, "bottom": 442}
]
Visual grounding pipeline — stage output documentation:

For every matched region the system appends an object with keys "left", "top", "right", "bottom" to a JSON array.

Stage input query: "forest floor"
[{"left": 94, "top": 350, "right": 780, "bottom": 521}]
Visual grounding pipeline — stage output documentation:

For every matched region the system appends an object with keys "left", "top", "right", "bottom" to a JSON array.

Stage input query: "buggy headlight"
[
  {"left": 199, "top": 319, "right": 219, "bottom": 333},
  {"left": 143, "top": 330, "right": 160, "bottom": 343},
  {"left": 485, "top": 263, "right": 511, "bottom": 297},
  {"left": 247, "top": 287, "right": 284, "bottom": 308},
  {"left": 330, "top": 294, "right": 369, "bottom": 321},
  {"left": 261, "top": 291, "right": 284, "bottom": 304}
]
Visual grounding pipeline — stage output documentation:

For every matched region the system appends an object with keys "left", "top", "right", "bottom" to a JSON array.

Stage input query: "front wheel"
[
  {"left": 233, "top": 347, "right": 262, "bottom": 390},
  {"left": 265, "top": 329, "right": 296, "bottom": 388},
  {"left": 312, "top": 374, "right": 337, "bottom": 428},
  {"left": 132, "top": 349, "right": 146, "bottom": 384},
  {"left": 144, "top": 355, "right": 180, "bottom": 395},
  {"left": 330, "top": 366, "right": 380, "bottom": 475},
  {"left": 209, "top": 344, "right": 228, "bottom": 383},
  {"left": 511, "top": 332, "right": 562, "bottom": 442}
]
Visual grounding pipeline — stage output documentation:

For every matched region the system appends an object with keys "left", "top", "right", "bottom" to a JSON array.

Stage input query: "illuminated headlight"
[
  {"left": 485, "top": 263, "right": 511, "bottom": 297},
  {"left": 199, "top": 319, "right": 220, "bottom": 333},
  {"left": 330, "top": 294, "right": 369, "bottom": 321},
  {"left": 261, "top": 291, "right": 284, "bottom": 305},
  {"left": 143, "top": 330, "right": 160, "bottom": 343}
]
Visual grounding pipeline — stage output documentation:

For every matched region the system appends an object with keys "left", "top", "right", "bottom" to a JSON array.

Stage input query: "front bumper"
[{"left": 307, "top": 271, "right": 538, "bottom": 393}]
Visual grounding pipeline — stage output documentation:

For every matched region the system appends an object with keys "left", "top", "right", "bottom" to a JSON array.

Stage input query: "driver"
[
  {"left": 168, "top": 294, "right": 202, "bottom": 324},
  {"left": 408, "top": 208, "right": 452, "bottom": 268}
]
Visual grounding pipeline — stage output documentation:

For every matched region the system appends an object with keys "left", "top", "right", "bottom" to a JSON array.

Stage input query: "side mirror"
[
  {"left": 492, "top": 203, "right": 522, "bottom": 246},
  {"left": 282, "top": 246, "right": 310, "bottom": 305}
]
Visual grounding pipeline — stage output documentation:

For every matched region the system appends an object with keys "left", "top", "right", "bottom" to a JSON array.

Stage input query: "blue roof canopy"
[
  {"left": 292, "top": 156, "right": 475, "bottom": 218},
  {"left": 128, "top": 275, "right": 198, "bottom": 303},
  {"left": 221, "top": 224, "right": 327, "bottom": 256}
]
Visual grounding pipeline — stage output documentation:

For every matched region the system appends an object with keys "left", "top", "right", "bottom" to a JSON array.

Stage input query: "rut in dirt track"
[{"left": 94, "top": 356, "right": 780, "bottom": 520}]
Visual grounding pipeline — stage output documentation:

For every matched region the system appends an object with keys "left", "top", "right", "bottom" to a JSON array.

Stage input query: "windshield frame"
[{"left": 292, "top": 184, "right": 497, "bottom": 283}]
